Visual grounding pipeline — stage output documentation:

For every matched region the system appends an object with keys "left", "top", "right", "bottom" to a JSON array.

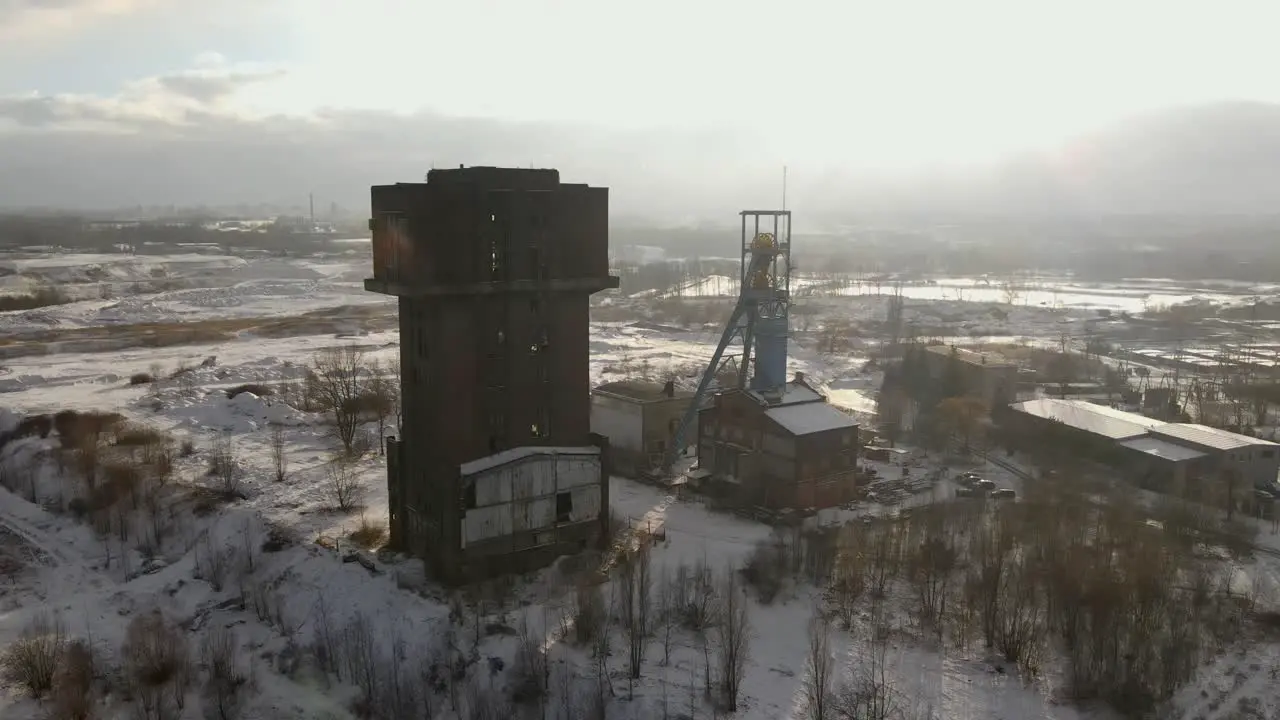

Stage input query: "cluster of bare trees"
[
  {"left": 303, "top": 346, "right": 400, "bottom": 457},
  {"left": 1, "top": 609, "right": 247, "bottom": 720},
  {"left": 803, "top": 482, "right": 1258, "bottom": 718}
]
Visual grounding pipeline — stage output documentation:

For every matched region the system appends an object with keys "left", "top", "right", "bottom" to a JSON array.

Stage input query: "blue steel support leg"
[{"left": 661, "top": 298, "right": 752, "bottom": 474}]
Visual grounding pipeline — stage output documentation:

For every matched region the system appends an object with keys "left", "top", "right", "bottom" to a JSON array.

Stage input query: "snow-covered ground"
[{"left": 0, "top": 253, "right": 1277, "bottom": 720}]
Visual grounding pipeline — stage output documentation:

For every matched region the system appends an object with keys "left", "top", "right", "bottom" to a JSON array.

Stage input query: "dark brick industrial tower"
[{"left": 366, "top": 167, "right": 619, "bottom": 583}]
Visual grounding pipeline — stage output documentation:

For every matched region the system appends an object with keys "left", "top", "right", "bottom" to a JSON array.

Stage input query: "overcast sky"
[{"left": 2, "top": 0, "right": 1279, "bottom": 218}]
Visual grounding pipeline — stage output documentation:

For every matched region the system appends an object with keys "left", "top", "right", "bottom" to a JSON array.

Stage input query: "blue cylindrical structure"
[{"left": 750, "top": 316, "right": 789, "bottom": 390}]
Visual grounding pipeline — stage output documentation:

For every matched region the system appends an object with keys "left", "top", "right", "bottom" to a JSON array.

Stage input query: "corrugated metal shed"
[
  {"left": 766, "top": 402, "right": 858, "bottom": 436},
  {"left": 1010, "top": 398, "right": 1166, "bottom": 440},
  {"left": 1118, "top": 436, "right": 1208, "bottom": 463},
  {"left": 1149, "top": 423, "right": 1278, "bottom": 451}
]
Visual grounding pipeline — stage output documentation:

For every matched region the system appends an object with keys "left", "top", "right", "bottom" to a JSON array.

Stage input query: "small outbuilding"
[{"left": 591, "top": 380, "right": 695, "bottom": 478}]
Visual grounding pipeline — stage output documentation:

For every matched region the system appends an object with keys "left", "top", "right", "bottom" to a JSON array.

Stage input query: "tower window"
[
  {"left": 556, "top": 492, "right": 573, "bottom": 522},
  {"left": 464, "top": 482, "right": 477, "bottom": 509}
]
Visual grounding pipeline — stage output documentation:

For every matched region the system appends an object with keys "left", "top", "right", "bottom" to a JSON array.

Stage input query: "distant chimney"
[
  {"left": 794, "top": 371, "right": 806, "bottom": 384},
  {"left": 662, "top": 380, "right": 675, "bottom": 398}
]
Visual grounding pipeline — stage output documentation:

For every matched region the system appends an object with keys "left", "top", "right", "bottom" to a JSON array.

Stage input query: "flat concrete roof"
[
  {"left": 746, "top": 381, "right": 824, "bottom": 407},
  {"left": 1118, "top": 436, "right": 1209, "bottom": 463},
  {"left": 594, "top": 380, "right": 694, "bottom": 403},
  {"left": 1010, "top": 398, "right": 1166, "bottom": 440}
]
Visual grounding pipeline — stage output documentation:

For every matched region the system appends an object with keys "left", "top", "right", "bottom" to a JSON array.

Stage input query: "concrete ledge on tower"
[{"left": 364, "top": 277, "right": 619, "bottom": 297}]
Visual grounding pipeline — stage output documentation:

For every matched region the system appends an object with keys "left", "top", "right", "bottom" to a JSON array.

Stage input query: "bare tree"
[
  {"left": 803, "top": 611, "right": 834, "bottom": 720},
  {"left": 207, "top": 433, "right": 242, "bottom": 499},
  {"left": 715, "top": 567, "right": 751, "bottom": 712},
  {"left": 365, "top": 358, "right": 397, "bottom": 455},
  {"left": 308, "top": 345, "right": 369, "bottom": 455},
  {"left": 200, "top": 625, "right": 245, "bottom": 720},
  {"left": 269, "top": 424, "right": 288, "bottom": 483},
  {"left": 123, "top": 610, "right": 191, "bottom": 719},
  {"left": 326, "top": 456, "right": 363, "bottom": 511}
]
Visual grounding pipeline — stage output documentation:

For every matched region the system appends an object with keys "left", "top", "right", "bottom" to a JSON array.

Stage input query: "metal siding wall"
[
  {"left": 463, "top": 504, "right": 514, "bottom": 547},
  {"left": 474, "top": 467, "right": 514, "bottom": 507},
  {"left": 591, "top": 398, "right": 643, "bottom": 451},
  {"left": 569, "top": 486, "right": 601, "bottom": 522},
  {"left": 559, "top": 456, "right": 602, "bottom": 489},
  {"left": 515, "top": 497, "right": 556, "bottom": 531}
]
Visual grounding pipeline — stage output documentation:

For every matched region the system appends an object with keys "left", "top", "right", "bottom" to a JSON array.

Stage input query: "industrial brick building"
[
  {"left": 366, "top": 166, "right": 619, "bottom": 582},
  {"left": 590, "top": 380, "right": 695, "bottom": 478},
  {"left": 695, "top": 375, "right": 859, "bottom": 509},
  {"left": 922, "top": 345, "right": 1018, "bottom": 408}
]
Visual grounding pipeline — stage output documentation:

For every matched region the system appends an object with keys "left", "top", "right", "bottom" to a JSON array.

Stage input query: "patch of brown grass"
[
  {"left": 0, "top": 304, "right": 396, "bottom": 359},
  {"left": 348, "top": 514, "right": 387, "bottom": 549}
]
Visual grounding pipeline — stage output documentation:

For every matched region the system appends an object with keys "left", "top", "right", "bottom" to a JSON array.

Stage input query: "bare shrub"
[
  {"left": 1, "top": 612, "right": 67, "bottom": 697},
  {"left": 224, "top": 384, "right": 273, "bottom": 400},
  {"left": 48, "top": 640, "right": 95, "bottom": 720},
  {"left": 268, "top": 424, "right": 287, "bottom": 483},
  {"left": 206, "top": 434, "right": 242, "bottom": 499},
  {"left": 572, "top": 583, "right": 606, "bottom": 647},
  {"left": 509, "top": 618, "right": 548, "bottom": 705},
  {"left": 200, "top": 626, "right": 245, "bottom": 720},
  {"left": 0, "top": 285, "right": 70, "bottom": 311},
  {"left": 193, "top": 533, "right": 232, "bottom": 592},
  {"left": 326, "top": 457, "right": 363, "bottom": 511},
  {"left": 122, "top": 610, "right": 191, "bottom": 719},
  {"left": 307, "top": 345, "right": 369, "bottom": 455}
]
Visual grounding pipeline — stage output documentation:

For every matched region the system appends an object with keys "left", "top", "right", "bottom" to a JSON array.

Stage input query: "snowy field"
[{"left": 0, "top": 253, "right": 1277, "bottom": 720}]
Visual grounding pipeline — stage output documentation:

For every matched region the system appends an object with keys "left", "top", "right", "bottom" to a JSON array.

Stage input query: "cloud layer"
[{"left": 7, "top": 60, "right": 1280, "bottom": 221}]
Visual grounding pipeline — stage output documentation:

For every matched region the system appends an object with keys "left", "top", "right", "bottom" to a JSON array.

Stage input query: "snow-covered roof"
[
  {"left": 1149, "top": 423, "right": 1278, "bottom": 451},
  {"left": 1118, "top": 436, "right": 1208, "bottom": 463},
  {"left": 747, "top": 381, "right": 823, "bottom": 407},
  {"left": 1009, "top": 398, "right": 1166, "bottom": 440},
  {"left": 765, "top": 402, "right": 858, "bottom": 436},
  {"left": 460, "top": 446, "right": 601, "bottom": 476}
]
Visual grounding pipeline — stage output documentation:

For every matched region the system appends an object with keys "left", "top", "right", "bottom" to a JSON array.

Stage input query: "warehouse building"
[
  {"left": 590, "top": 380, "right": 695, "bottom": 478},
  {"left": 696, "top": 375, "right": 860, "bottom": 509},
  {"left": 1005, "top": 398, "right": 1279, "bottom": 499}
]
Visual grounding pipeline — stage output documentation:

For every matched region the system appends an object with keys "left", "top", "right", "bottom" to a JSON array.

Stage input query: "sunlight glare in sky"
[{"left": 232, "top": 0, "right": 1279, "bottom": 170}]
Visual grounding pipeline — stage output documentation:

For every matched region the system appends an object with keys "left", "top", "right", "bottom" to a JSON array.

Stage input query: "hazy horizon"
[{"left": 5, "top": 1, "right": 1280, "bottom": 220}]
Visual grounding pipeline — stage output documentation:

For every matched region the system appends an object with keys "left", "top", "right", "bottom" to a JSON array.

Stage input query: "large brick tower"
[{"left": 366, "top": 167, "right": 618, "bottom": 583}]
